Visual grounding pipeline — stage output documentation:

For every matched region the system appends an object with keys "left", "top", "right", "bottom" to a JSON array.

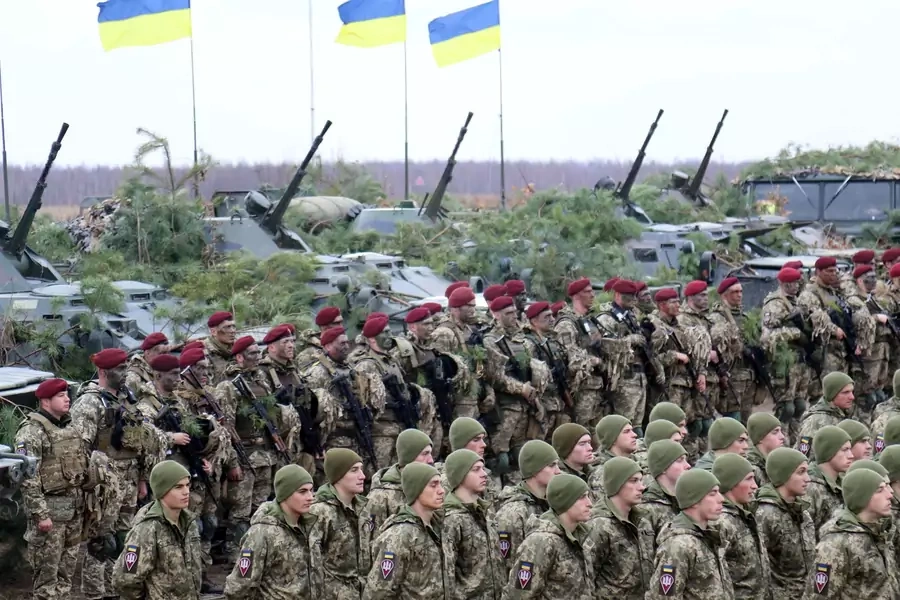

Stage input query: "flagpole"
[
  {"left": 498, "top": 48, "right": 507, "bottom": 211},
  {"left": 0, "top": 60, "right": 9, "bottom": 222},
  {"left": 403, "top": 41, "right": 409, "bottom": 200},
  {"left": 189, "top": 36, "right": 199, "bottom": 199},
  {"left": 309, "top": 0, "right": 315, "bottom": 145}
]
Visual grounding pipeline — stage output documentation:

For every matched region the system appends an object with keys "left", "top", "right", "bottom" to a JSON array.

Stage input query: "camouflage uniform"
[
  {"left": 501, "top": 511, "right": 594, "bottom": 600},
  {"left": 366, "top": 464, "right": 405, "bottom": 534},
  {"left": 635, "top": 478, "right": 679, "bottom": 549},
  {"left": 442, "top": 494, "right": 504, "bottom": 600},
  {"left": 863, "top": 292, "right": 893, "bottom": 408},
  {"left": 494, "top": 482, "right": 550, "bottom": 580},
  {"left": 755, "top": 483, "right": 816, "bottom": 600},
  {"left": 584, "top": 497, "right": 653, "bottom": 599},
  {"left": 260, "top": 353, "right": 318, "bottom": 473},
  {"left": 677, "top": 304, "right": 717, "bottom": 451},
  {"left": 111, "top": 501, "right": 202, "bottom": 600},
  {"left": 15, "top": 410, "right": 88, "bottom": 600},
  {"left": 521, "top": 325, "right": 579, "bottom": 436},
  {"left": 717, "top": 499, "right": 769, "bottom": 600},
  {"left": 809, "top": 508, "right": 898, "bottom": 599},
  {"left": 745, "top": 446, "right": 769, "bottom": 487},
  {"left": 296, "top": 329, "right": 325, "bottom": 369},
  {"left": 203, "top": 336, "right": 234, "bottom": 385},
  {"left": 224, "top": 501, "right": 321, "bottom": 598},
  {"left": 558, "top": 459, "right": 592, "bottom": 485},
  {"left": 308, "top": 484, "right": 373, "bottom": 599},
  {"left": 431, "top": 316, "right": 496, "bottom": 419},
  {"left": 845, "top": 287, "right": 878, "bottom": 424},
  {"left": 797, "top": 279, "right": 850, "bottom": 392},
  {"left": 435, "top": 460, "right": 503, "bottom": 508},
  {"left": 795, "top": 400, "right": 852, "bottom": 462},
  {"left": 871, "top": 396, "right": 900, "bottom": 453},
  {"left": 646, "top": 512, "right": 734, "bottom": 599},
  {"left": 364, "top": 505, "right": 447, "bottom": 599},
  {"left": 586, "top": 448, "right": 623, "bottom": 499},
  {"left": 708, "top": 301, "right": 755, "bottom": 421},
  {"left": 125, "top": 354, "right": 154, "bottom": 392},
  {"left": 877, "top": 285, "right": 900, "bottom": 390},
  {"left": 805, "top": 463, "right": 843, "bottom": 536}
]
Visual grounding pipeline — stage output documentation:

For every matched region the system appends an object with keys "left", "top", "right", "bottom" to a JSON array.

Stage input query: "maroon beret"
[
  {"left": 634, "top": 281, "right": 648, "bottom": 292},
  {"left": 315, "top": 306, "right": 342, "bottom": 327},
  {"left": 445, "top": 281, "right": 470, "bottom": 298},
  {"left": 891, "top": 264, "right": 900, "bottom": 279},
  {"left": 882, "top": 248, "right": 900, "bottom": 263},
  {"left": 567, "top": 278, "right": 592, "bottom": 297},
  {"left": 815, "top": 256, "right": 837, "bottom": 270},
  {"left": 320, "top": 326, "right": 346, "bottom": 346},
  {"left": 505, "top": 280, "right": 526, "bottom": 295},
  {"left": 230, "top": 335, "right": 256, "bottom": 357},
  {"left": 207, "top": 311, "right": 233, "bottom": 328},
  {"left": 36, "top": 378, "right": 68, "bottom": 400},
  {"left": 490, "top": 296, "right": 515, "bottom": 312},
  {"left": 525, "top": 301, "right": 551, "bottom": 320},
  {"left": 91, "top": 348, "right": 128, "bottom": 370},
  {"left": 149, "top": 354, "right": 180, "bottom": 372},
  {"left": 179, "top": 348, "right": 206, "bottom": 369},
  {"left": 783, "top": 260, "right": 803, "bottom": 270},
  {"left": 612, "top": 279, "right": 639, "bottom": 295},
  {"left": 550, "top": 301, "right": 565, "bottom": 316},
  {"left": 449, "top": 287, "right": 476, "bottom": 308},
  {"left": 777, "top": 268, "right": 802, "bottom": 283},
  {"left": 654, "top": 288, "right": 679, "bottom": 303},
  {"left": 182, "top": 340, "right": 205, "bottom": 353},
  {"left": 602, "top": 277, "right": 620, "bottom": 292},
  {"left": 277, "top": 322, "right": 297, "bottom": 334},
  {"left": 483, "top": 284, "right": 508, "bottom": 302},
  {"left": 405, "top": 307, "right": 432, "bottom": 324},
  {"left": 852, "top": 249, "right": 875, "bottom": 264},
  {"left": 684, "top": 280, "right": 709, "bottom": 297},
  {"left": 422, "top": 303, "right": 443, "bottom": 315},
  {"left": 362, "top": 316, "right": 388, "bottom": 338},
  {"left": 140, "top": 332, "right": 168, "bottom": 351},
  {"left": 263, "top": 325, "right": 293, "bottom": 345},
  {"left": 367, "top": 312, "right": 389, "bottom": 322},
  {"left": 853, "top": 265, "right": 874, "bottom": 279},
  {"left": 717, "top": 277, "right": 740, "bottom": 295}
]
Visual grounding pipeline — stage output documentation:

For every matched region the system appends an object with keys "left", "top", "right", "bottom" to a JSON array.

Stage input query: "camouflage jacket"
[
  {"left": 501, "top": 511, "right": 594, "bottom": 600},
  {"left": 707, "top": 301, "right": 752, "bottom": 380},
  {"left": 646, "top": 512, "right": 734, "bottom": 600},
  {"left": 364, "top": 505, "right": 447, "bottom": 600},
  {"left": 442, "top": 493, "right": 504, "bottom": 600},
  {"left": 870, "top": 396, "right": 900, "bottom": 451},
  {"left": 125, "top": 353, "right": 154, "bottom": 392},
  {"left": 521, "top": 326, "right": 585, "bottom": 413},
  {"left": 295, "top": 330, "right": 324, "bottom": 370},
  {"left": 224, "top": 501, "right": 321, "bottom": 599},
  {"left": 308, "top": 484, "right": 373, "bottom": 598},
  {"left": 746, "top": 446, "right": 769, "bottom": 487},
  {"left": 806, "top": 463, "right": 843, "bottom": 536},
  {"left": 494, "top": 482, "right": 549, "bottom": 580},
  {"left": 259, "top": 354, "right": 303, "bottom": 393},
  {"left": 203, "top": 336, "right": 233, "bottom": 385},
  {"left": 718, "top": 499, "right": 769, "bottom": 600},
  {"left": 484, "top": 324, "right": 549, "bottom": 416},
  {"left": 694, "top": 450, "right": 718, "bottom": 472},
  {"left": 677, "top": 304, "right": 716, "bottom": 384},
  {"left": 648, "top": 312, "right": 707, "bottom": 388},
  {"left": 796, "top": 400, "right": 852, "bottom": 461},
  {"left": 436, "top": 460, "right": 502, "bottom": 508},
  {"left": 796, "top": 280, "right": 845, "bottom": 350},
  {"left": 634, "top": 478, "right": 679, "bottom": 549},
  {"left": 584, "top": 497, "right": 653, "bottom": 600},
  {"left": 554, "top": 305, "right": 615, "bottom": 391},
  {"left": 809, "top": 508, "right": 899, "bottom": 599},
  {"left": 366, "top": 464, "right": 405, "bottom": 534},
  {"left": 431, "top": 317, "right": 493, "bottom": 411},
  {"left": 559, "top": 459, "right": 592, "bottom": 485},
  {"left": 587, "top": 449, "right": 632, "bottom": 498},
  {"left": 173, "top": 383, "right": 234, "bottom": 471},
  {"left": 755, "top": 484, "right": 815, "bottom": 600},
  {"left": 760, "top": 289, "right": 807, "bottom": 356},
  {"left": 845, "top": 288, "right": 877, "bottom": 354},
  {"left": 594, "top": 304, "right": 648, "bottom": 370},
  {"left": 111, "top": 501, "right": 202, "bottom": 600}
]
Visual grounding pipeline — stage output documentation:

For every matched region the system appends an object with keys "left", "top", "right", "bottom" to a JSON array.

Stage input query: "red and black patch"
[
  {"left": 814, "top": 563, "right": 830, "bottom": 594},
  {"left": 14, "top": 442, "right": 26, "bottom": 456},
  {"left": 659, "top": 564, "right": 676, "bottom": 596},
  {"left": 515, "top": 561, "right": 533, "bottom": 589},
  {"left": 365, "top": 514, "right": 376, "bottom": 533},
  {"left": 798, "top": 436, "right": 812, "bottom": 457},
  {"left": 238, "top": 549, "right": 253, "bottom": 578},
  {"left": 123, "top": 544, "right": 139, "bottom": 572},
  {"left": 380, "top": 551, "right": 395, "bottom": 580},
  {"left": 498, "top": 531, "right": 511, "bottom": 559},
  {"left": 875, "top": 433, "right": 886, "bottom": 454}
]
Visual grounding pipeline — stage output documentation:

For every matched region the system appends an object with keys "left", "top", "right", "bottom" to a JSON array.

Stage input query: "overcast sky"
[{"left": 0, "top": 0, "right": 896, "bottom": 167}]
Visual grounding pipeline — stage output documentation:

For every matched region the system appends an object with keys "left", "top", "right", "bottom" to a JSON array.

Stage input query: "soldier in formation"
[{"left": 125, "top": 332, "right": 169, "bottom": 391}]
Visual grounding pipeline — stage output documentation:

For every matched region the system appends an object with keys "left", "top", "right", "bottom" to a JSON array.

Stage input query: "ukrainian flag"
[
  {"left": 428, "top": 0, "right": 500, "bottom": 68},
  {"left": 335, "top": 0, "right": 407, "bottom": 48},
  {"left": 98, "top": 0, "right": 192, "bottom": 52}
]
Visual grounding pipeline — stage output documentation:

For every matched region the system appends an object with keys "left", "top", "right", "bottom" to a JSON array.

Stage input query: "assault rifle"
[
  {"left": 332, "top": 371, "right": 377, "bottom": 466},
  {"left": 788, "top": 312, "right": 823, "bottom": 376},
  {"left": 274, "top": 383, "right": 323, "bottom": 457},
  {"left": 154, "top": 404, "right": 220, "bottom": 508},
  {"left": 668, "top": 330, "right": 712, "bottom": 414},
  {"left": 182, "top": 367, "right": 251, "bottom": 469},
  {"left": 610, "top": 304, "right": 666, "bottom": 389},
  {"left": 711, "top": 344, "right": 741, "bottom": 408},
  {"left": 495, "top": 335, "right": 545, "bottom": 432},
  {"left": 232, "top": 375, "right": 291, "bottom": 464},
  {"left": 744, "top": 345, "right": 777, "bottom": 402},
  {"left": 540, "top": 339, "right": 573, "bottom": 410},
  {"left": 828, "top": 297, "right": 861, "bottom": 365},
  {"left": 423, "top": 355, "right": 455, "bottom": 430},
  {"left": 867, "top": 293, "right": 900, "bottom": 343},
  {"left": 381, "top": 372, "right": 420, "bottom": 430},
  {"left": 466, "top": 324, "right": 493, "bottom": 348},
  {"left": 110, "top": 386, "right": 140, "bottom": 451}
]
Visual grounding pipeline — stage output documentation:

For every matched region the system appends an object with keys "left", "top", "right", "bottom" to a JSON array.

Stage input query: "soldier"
[
  {"left": 712, "top": 454, "right": 769, "bottom": 600},
  {"left": 708, "top": 277, "right": 756, "bottom": 423},
  {"left": 506, "top": 279, "right": 528, "bottom": 322},
  {"left": 761, "top": 267, "right": 812, "bottom": 445},
  {"left": 880, "top": 264, "right": 900, "bottom": 386},
  {"left": 549, "top": 301, "right": 565, "bottom": 317},
  {"left": 845, "top": 265, "right": 882, "bottom": 424},
  {"left": 837, "top": 418, "right": 872, "bottom": 463},
  {"left": 224, "top": 464, "right": 320, "bottom": 598},
  {"left": 550, "top": 423, "right": 594, "bottom": 483},
  {"left": 584, "top": 457, "right": 653, "bottom": 599},
  {"left": 636, "top": 440, "right": 691, "bottom": 547},
  {"left": 839, "top": 249, "right": 875, "bottom": 297},
  {"left": 796, "top": 257, "right": 851, "bottom": 386},
  {"left": 635, "top": 281, "right": 655, "bottom": 316},
  {"left": 367, "top": 429, "right": 434, "bottom": 533},
  {"left": 204, "top": 311, "right": 237, "bottom": 385},
  {"left": 308, "top": 448, "right": 372, "bottom": 599},
  {"left": 126, "top": 332, "right": 168, "bottom": 391},
  {"left": 111, "top": 461, "right": 202, "bottom": 599},
  {"left": 442, "top": 449, "right": 504, "bottom": 600},
  {"left": 806, "top": 426, "right": 853, "bottom": 534},
  {"left": 871, "top": 369, "right": 900, "bottom": 450},
  {"left": 756, "top": 448, "right": 815, "bottom": 600},
  {"left": 296, "top": 306, "right": 343, "bottom": 367},
  {"left": 796, "top": 371, "right": 855, "bottom": 461},
  {"left": 808, "top": 468, "right": 898, "bottom": 598},
  {"left": 438, "top": 417, "right": 502, "bottom": 504},
  {"left": 503, "top": 473, "right": 594, "bottom": 599},
  {"left": 634, "top": 420, "right": 683, "bottom": 475},
  {"left": 694, "top": 417, "right": 750, "bottom": 471},
  {"left": 875, "top": 445, "right": 900, "bottom": 568},
  {"left": 134, "top": 353, "right": 182, "bottom": 421},
  {"left": 483, "top": 283, "right": 508, "bottom": 304},
  {"left": 880, "top": 247, "right": 900, "bottom": 282},
  {"left": 15, "top": 378, "right": 88, "bottom": 600},
  {"left": 494, "top": 440, "right": 560, "bottom": 580},
  {"left": 676, "top": 280, "right": 718, "bottom": 456},
  {"left": 364, "top": 462, "right": 447, "bottom": 599},
  {"left": 646, "top": 469, "right": 733, "bottom": 599},
  {"left": 587, "top": 414, "right": 638, "bottom": 497},
  {"left": 745, "top": 412, "right": 785, "bottom": 486}
]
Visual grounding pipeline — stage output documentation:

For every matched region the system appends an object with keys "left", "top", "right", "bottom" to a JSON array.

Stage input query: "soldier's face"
[
  {"left": 240, "top": 345, "right": 262, "bottom": 369},
  {"left": 828, "top": 441, "right": 854, "bottom": 473},
  {"left": 781, "top": 281, "right": 800, "bottom": 297},
  {"left": 725, "top": 433, "right": 750, "bottom": 457},
  {"left": 760, "top": 427, "right": 786, "bottom": 453},
  {"left": 463, "top": 461, "right": 488, "bottom": 494},
  {"left": 570, "top": 435, "right": 595, "bottom": 466},
  {"left": 664, "top": 456, "right": 691, "bottom": 481},
  {"left": 615, "top": 425, "right": 638, "bottom": 453},
  {"left": 286, "top": 484, "right": 315, "bottom": 514},
  {"left": 374, "top": 332, "right": 395, "bottom": 352},
  {"left": 851, "top": 438, "right": 873, "bottom": 461},
  {"left": 410, "top": 319, "right": 435, "bottom": 341},
  {"left": 616, "top": 473, "right": 645, "bottom": 507},
  {"left": 568, "top": 492, "right": 593, "bottom": 523},
  {"left": 191, "top": 360, "right": 211, "bottom": 386},
  {"left": 415, "top": 445, "right": 435, "bottom": 465},
  {"left": 215, "top": 320, "right": 237, "bottom": 345},
  {"left": 158, "top": 368, "right": 181, "bottom": 393},
  {"left": 270, "top": 337, "right": 295, "bottom": 361},
  {"left": 145, "top": 346, "right": 166, "bottom": 362},
  {"left": 617, "top": 293, "right": 636, "bottom": 310},
  {"left": 833, "top": 384, "right": 854, "bottom": 411},
  {"left": 466, "top": 434, "right": 487, "bottom": 458},
  {"left": 785, "top": 463, "right": 810, "bottom": 496},
  {"left": 337, "top": 462, "right": 366, "bottom": 495},
  {"left": 495, "top": 306, "right": 519, "bottom": 329},
  {"left": 695, "top": 486, "right": 724, "bottom": 521},
  {"left": 104, "top": 365, "right": 126, "bottom": 389},
  {"left": 728, "top": 472, "right": 758, "bottom": 506},
  {"left": 677, "top": 420, "right": 689, "bottom": 439},
  {"left": 418, "top": 476, "right": 445, "bottom": 510},
  {"left": 637, "top": 290, "right": 653, "bottom": 310},
  {"left": 722, "top": 285, "right": 743, "bottom": 308},
  {"left": 161, "top": 477, "right": 191, "bottom": 510},
  {"left": 529, "top": 310, "right": 553, "bottom": 333},
  {"left": 689, "top": 292, "right": 709, "bottom": 311},
  {"left": 327, "top": 336, "right": 351, "bottom": 362},
  {"left": 457, "top": 302, "right": 477, "bottom": 324},
  {"left": 860, "top": 274, "right": 877, "bottom": 293},
  {"left": 670, "top": 431, "right": 684, "bottom": 443},
  {"left": 44, "top": 391, "right": 71, "bottom": 417},
  {"left": 818, "top": 267, "right": 839, "bottom": 286},
  {"left": 576, "top": 288, "right": 594, "bottom": 307},
  {"left": 514, "top": 293, "right": 527, "bottom": 312},
  {"left": 659, "top": 299, "right": 680, "bottom": 317},
  {"left": 869, "top": 483, "right": 894, "bottom": 518},
  {"left": 533, "top": 461, "right": 561, "bottom": 487}
]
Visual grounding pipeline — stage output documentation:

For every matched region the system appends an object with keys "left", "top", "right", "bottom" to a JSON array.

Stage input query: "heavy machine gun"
[
  {"left": 680, "top": 109, "right": 728, "bottom": 207},
  {"left": 420, "top": 111, "right": 473, "bottom": 222},
  {"left": 613, "top": 109, "right": 663, "bottom": 219}
]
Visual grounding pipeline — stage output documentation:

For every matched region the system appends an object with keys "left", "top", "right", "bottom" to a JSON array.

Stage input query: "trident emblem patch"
[
  {"left": 814, "top": 563, "right": 830, "bottom": 594},
  {"left": 123, "top": 544, "right": 139, "bottom": 572},
  {"left": 238, "top": 549, "right": 253, "bottom": 578},
  {"left": 498, "top": 531, "right": 511, "bottom": 559},
  {"left": 798, "top": 436, "right": 812, "bottom": 456},
  {"left": 659, "top": 564, "right": 676, "bottom": 596},
  {"left": 515, "top": 561, "right": 533, "bottom": 589},
  {"left": 381, "top": 551, "right": 395, "bottom": 580}
]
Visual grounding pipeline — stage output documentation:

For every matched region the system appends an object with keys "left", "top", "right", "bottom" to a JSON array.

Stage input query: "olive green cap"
[
  {"left": 708, "top": 417, "right": 747, "bottom": 451},
  {"left": 893, "top": 368, "right": 900, "bottom": 398},
  {"left": 595, "top": 415, "right": 630, "bottom": 450},
  {"left": 149, "top": 460, "right": 190, "bottom": 499},
  {"left": 822, "top": 371, "right": 853, "bottom": 403},
  {"left": 396, "top": 429, "right": 432, "bottom": 467},
  {"left": 644, "top": 420, "right": 680, "bottom": 446},
  {"left": 878, "top": 445, "right": 900, "bottom": 482},
  {"left": 884, "top": 417, "right": 900, "bottom": 448},
  {"left": 847, "top": 459, "right": 888, "bottom": 478},
  {"left": 648, "top": 402, "right": 686, "bottom": 425},
  {"left": 274, "top": 464, "right": 313, "bottom": 502},
  {"left": 837, "top": 419, "right": 870, "bottom": 446},
  {"left": 444, "top": 449, "right": 482, "bottom": 491},
  {"left": 546, "top": 473, "right": 589, "bottom": 514},
  {"left": 675, "top": 469, "right": 719, "bottom": 509},
  {"left": 712, "top": 453, "right": 753, "bottom": 493},
  {"left": 519, "top": 440, "right": 559, "bottom": 479},
  {"left": 604, "top": 456, "right": 641, "bottom": 497},
  {"left": 766, "top": 447, "right": 807, "bottom": 488},
  {"left": 552, "top": 423, "right": 591, "bottom": 460},
  {"left": 324, "top": 448, "right": 363, "bottom": 485},
  {"left": 842, "top": 469, "right": 887, "bottom": 513},
  {"left": 813, "top": 425, "right": 850, "bottom": 463},
  {"left": 747, "top": 413, "right": 781, "bottom": 446},
  {"left": 449, "top": 417, "right": 486, "bottom": 452},
  {"left": 401, "top": 462, "right": 440, "bottom": 504},
  {"left": 648, "top": 440, "right": 687, "bottom": 479}
]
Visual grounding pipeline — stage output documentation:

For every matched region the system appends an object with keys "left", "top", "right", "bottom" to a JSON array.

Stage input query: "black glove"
[{"left": 275, "top": 385, "right": 295, "bottom": 406}]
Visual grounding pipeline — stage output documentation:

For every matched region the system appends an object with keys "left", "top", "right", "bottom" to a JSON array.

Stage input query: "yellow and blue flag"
[
  {"left": 428, "top": 0, "right": 500, "bottom": 68},
  {"left": 97, "top": 0, "right": 192, "bottom": 52},
  {"left": 335, "top": 0, "right": 407, "bottom": 48}
]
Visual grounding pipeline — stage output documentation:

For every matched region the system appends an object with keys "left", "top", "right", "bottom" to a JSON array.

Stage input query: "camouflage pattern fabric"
[
  {"left": 805, "top": 463, "right": 843, "bottom": 536},
  {"left": 494, "top": 482, "right": 550, "bottom": 580},
  {"left": 554, "top": 307, "right": 608, "bottom": 429},
  {"left": 595, "top": 308, "right": 652, "bottom": 428},
  {"left": 634, "top": 478, "right": 679, "bottom": 550},
  {"left": 441, "top": 493, "right": 504, "bottom": 600},
  {"left": 707, "top": 302, "right": 753, "bottom": 418},
  {"left": 259, "top": 353, "right": 318, "bottom": 472},
  {"left": 795, "top": 400, "right": 852, "bottom": 462},
  {"left": 584, "top": 497, "right": 653, "bottom": 599},
  {"left": 870, "top": 397, "right": 900, "bottom": 452},
  {"left": 125, "top": 354, "right": 154, "bottom": 393},
  {"left": 365, "top": 464, "right": 405, "bottom": 534},
  {"left": 797, "top": 281, "right": 849, "bottom": 378},
  {"left": 431, "top": 317, "right": 496, "bottom": 419},
  {"left": 203, "top": 336, "right": 234, "bottom": 386},
  {"left": 521, "top": 326, "right": 580, "bottom": 438},
  {"left": 717, "top": 500, "right": 769, "bottom": 600},
  {"left": 745, "top": 446, "right": 769, "bottom": 487},
  {"left": 755, "top": 484, "right": 815, "bottom": 600}
]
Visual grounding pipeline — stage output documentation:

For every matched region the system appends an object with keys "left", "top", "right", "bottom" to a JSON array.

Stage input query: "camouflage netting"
[
  {"left": 65, "top": 197, "right": 125, "bottom": 253},
  {"left": 736, "top": 141, "right": 900, "bottom": 182}
]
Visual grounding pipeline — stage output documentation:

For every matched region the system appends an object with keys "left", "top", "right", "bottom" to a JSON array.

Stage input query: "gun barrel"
[
  {"left": 614, "top": 109, "right": 663, "bottom": 203},
  {"left": 685, "top": 109, "right": 728, "bottom": 201},
  {"left": 423, "top": 112, "right": 474, "bottom": 222}
]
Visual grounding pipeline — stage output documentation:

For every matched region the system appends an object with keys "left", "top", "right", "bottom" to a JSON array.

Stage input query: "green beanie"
[
  {"left": 712, "top": 453, "right": 753, "bottom": 493},
  {"left": 648, "top": 440, "right": 687, "bottom": 478},
  {"left": 766, "top": 447, "right": 808, "bottom": 487},
  {"left": 813, "top": 425, "right": 851, "bottom": 463},
  {"left": 884, "top": 417, "right": 900, "bottom": 448},
  {"left": 449, "top": 417, "right": 486, "bottom": 452},
  {"left": 595, "top": 415, "right": 630, "bottom": 449},
  {"left": 837, "top": 419, "right": 870, "bottom": 446},
  {"left": 396, "top": 429, "right": 433, "bottom": 467},
  {"left": 822, "top": 371, "right": 853, "bottom": 403},
  {"left": 675, "top": 469, "right": 719, "bottom": 509},
  {"left": 149, "top": 460, "right": 190, "bottom": 499},
  {"left": 546, "top": 473, "right": 589, "bottom": 514},
  {"left": 324, "top": 448, "right": 362, "bottom": 485},
  {"left": 401, "top": 462, "right": 440, "bottom": 504},
  {"left": 519, "top": 440, "right": 559, "bottom": 479},
  {"left": 842, "top": 469, "right": 887, "bottom": 513},
  {"left": 645, "top": 420, "right": 681, "bottom": 446},
  {"left": 893, "top": 369, "right": 900, "bottom": 398},
  {"left": 552, "top": 423, "right": 591, "bottom": 460},
  {"left": 709, "top": 417, "right": 747, "bottom": 451},
  {"left": 847, "top": 459, "right": 888, "bottom": 478},
  {"left": 747, "top": 413, "right": 781, "bottom": 446},
  {"left": 604, "top": 456, "right": 641, "bottom": 496},
  {"left": 445, "top": 449, "right": 482, "bottom": 490},
  {"left": 878, "top": 445, "right": 900, "bottom": 482},
  {"left": 649, "top": 401, "right": 686, "bottom": 425},
  {"left": 274, "top": 464, "right": 313, "bottom": 502}
]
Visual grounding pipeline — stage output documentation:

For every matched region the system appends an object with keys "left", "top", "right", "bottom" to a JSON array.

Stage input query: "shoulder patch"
[
  {"left": 659, "top": 564, "right": 676, "bottom": 596},
  {"left": 14, "top": 442, "right": 26, "bottom": 456},
  {"left": 123, "top": 544, "right": 139, "bottom": 572},
  {"left": 875, "top": 433, "right": 885, "bottom": 454},
  {"left": 238, "top": 548, "right": 253, "bottom": 578},
  {"left": 380, "top": 551, "right": 395, "bottom": 580},
  {"left": 798, "top": 436, "right": 812, "bottom": 456},
  {"left": 365, "top": 514, "right": 376, "bottom": 533},
  {"left": 814, "top": 563, "right": 830, "bottom": 594},
  {"left": 515, "top": 561, "right": 533, "bottom": 589},
  {"left": 498, "top": 531, "right": 511, "bottom": 559}
]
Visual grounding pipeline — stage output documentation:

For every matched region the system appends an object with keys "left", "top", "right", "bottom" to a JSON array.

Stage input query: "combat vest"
[
  {"left": 485, "top": 329, "right": 531, "bottom": 407},
  {"left": 90, "top": 387, "right": 144, "bottom": 461},
  {"left": 314, "top": 354, "right": 368, "bottom": 438},
  {"left": 230, "top": 369, "right": 273, "bottom": 445},
  {"left": 261, "top": 355, "right": 303, "bottom": 392},
  {"left": 27, "top": 412, "right": 88, "bottom": 494},
  {"left": 352, "top": 350, "right": 408, "bottom": 424}
]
